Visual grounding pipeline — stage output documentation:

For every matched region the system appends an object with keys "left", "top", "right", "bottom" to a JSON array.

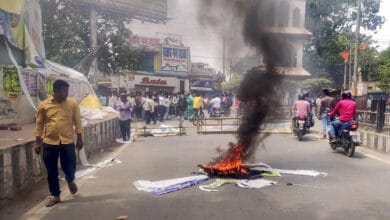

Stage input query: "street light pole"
[{"left": 352, "top": 0, "right": 362, "bottom": 97}]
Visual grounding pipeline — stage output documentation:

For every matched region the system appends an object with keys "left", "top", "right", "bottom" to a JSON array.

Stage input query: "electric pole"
[
  {"left": 352, "top": 0, "right": 361, "bottom": 97},
  {"left": 89, "top": 8, "right": 98, "bottom": 87},
  {"left": 222, "top": 35, "right": 226, "bottom": 80}
]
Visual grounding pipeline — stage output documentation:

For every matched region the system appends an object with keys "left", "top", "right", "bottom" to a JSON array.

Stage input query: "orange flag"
[
  {"left": 359, "top": 42, "right": 367, "bottom": 51},
  {"left": 339, "top": 51, "right": 350, "bottom": 63}
]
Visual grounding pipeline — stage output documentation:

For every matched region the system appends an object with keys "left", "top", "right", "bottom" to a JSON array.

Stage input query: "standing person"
[
  {"left": 143, "top": 93, "right": 155, "bottom": 124},
  {"left": 34, "top": 80, "right": 83, "bottom": 207},
  {"left": 158, "top": 93, "right": 165, "bottom": 122},
  {"left": 163, "top": 94, "right": 170, "bottom": 120},
  {"left": 318, "top": 89, "right": 335, "bottom": 139},
  {"left": 134, "top": 92, "right": 144, "bottom": 121},
  {"left": 99, "top": 93, "right": 107, "bottom": 106},
  {"left": 116, "top": 93, "right": 133, "bottom": 141},
  {"left": 222, "top": 93, "right": 233, "bottom": 116},
  {"left": 127, "top": 92, "right": 136, "bottom": 118},
  {"left": 177, "top": 92, "right": 188, "bottom": 127},
  {"left": 185, "top": 93, "right": 194, "bottom": 119},
  {"left": 108, "top": 92, "right": 118, "bottom": 109},
  {"left": 172, "top": 93, "right": 179, "bottom": 116}
]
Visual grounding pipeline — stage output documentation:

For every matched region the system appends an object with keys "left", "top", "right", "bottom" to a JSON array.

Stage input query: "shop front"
[{"left": 128, "top": 74, "right": 188, "bottom": 94}]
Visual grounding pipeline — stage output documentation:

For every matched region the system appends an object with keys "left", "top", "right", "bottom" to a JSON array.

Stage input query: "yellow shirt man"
[
  {"left": 35, "top": 97, "right": 83, "bottom": 145},
  {"left": 193, "top": 96, "right": 203, "bottom": 109}
]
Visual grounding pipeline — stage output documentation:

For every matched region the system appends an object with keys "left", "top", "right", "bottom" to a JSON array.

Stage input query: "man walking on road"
[
  {"left": 318, "top": 89, "right": 335, "bottom": 139},
  {"left": 34, "top": 79, "right": 84, "bottom": 207}
]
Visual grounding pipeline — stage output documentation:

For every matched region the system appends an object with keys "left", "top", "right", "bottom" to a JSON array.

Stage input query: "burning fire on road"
[{"left": 197, "top": 0, "right": 286, "bottom": 177}]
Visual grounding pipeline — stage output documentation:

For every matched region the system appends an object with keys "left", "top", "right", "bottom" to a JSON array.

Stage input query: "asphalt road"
[{"left": 4, "top": 122, "right": 390, "bottom": 220}]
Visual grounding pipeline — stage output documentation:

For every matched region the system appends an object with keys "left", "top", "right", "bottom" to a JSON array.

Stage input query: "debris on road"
[
  {"left": 236, "top": 179, "right": 277, "bottom": 189},
  {"left": 275, "top": 169, "right": 327, "bottom": 177},
  {"left": 199, "top": 178, "right": 238, "bottom": 192},
  {"left": 133, "top": 175, "right": 209, "bottom": 195},
  {"left": 135, "top": 124, "right": 186, "bottom": 137}
]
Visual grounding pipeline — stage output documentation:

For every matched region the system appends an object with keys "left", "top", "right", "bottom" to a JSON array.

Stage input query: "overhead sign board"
[
  {"left": 128, "top": 35, "right": 160, "bottom": 51},
  {"left": 161, "top": 45, "right": 190, "bottom": 72},
  {"left": 80, "top": 0, "right": 167, "bottom": 23}
]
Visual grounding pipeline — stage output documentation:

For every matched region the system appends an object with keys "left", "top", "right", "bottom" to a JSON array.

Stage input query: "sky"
[
  {"left": 372, "top": 0, "right": 390, "bottom": 50},
  {"left": 128, "top": 0, "right": 390, "bottom": 72}
]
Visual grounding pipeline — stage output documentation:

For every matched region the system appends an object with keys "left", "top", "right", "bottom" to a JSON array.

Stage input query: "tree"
[
  {"left": 304, "top": 0, "right": 384, "bottom": 86},
  {"left": 378, "top": 47, "right": 390, "bottom": 92},
  {"left": 41, "top": 0, "right": 141, "bottom": 75},
  {"left": 301, "top": 77, "right": 334, "bottom": 96},
  {"left": 224, "top": 73, "right": 242, "bottom": 90}
]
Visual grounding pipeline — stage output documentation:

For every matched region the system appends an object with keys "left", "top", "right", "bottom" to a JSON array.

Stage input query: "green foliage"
[
  {"left": 304, "top": 0, "right": 384, "bottom": 85},
  {"left": 301, "top": 77, "right": 334, "bottom": 96},
  {"left": 41, "top": 0, "right": 141, "bottom": 75},
  {"left": 378, "top": 47, "right": 390, "bottom": 92},
  {"left": 224, "top": 73, "right": 242, "bottom": 90}
]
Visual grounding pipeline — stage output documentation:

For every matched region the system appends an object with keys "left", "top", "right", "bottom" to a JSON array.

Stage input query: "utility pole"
[
  {"left": 352, "top": 0, "right": 361, "bottom": 97},
  {"left": 222, "top": 35, "right": 226, "bottom": 80},
  {"left": 89, "top": 8, "right": 98, "bottom": 88},
  {"left": 348, "top": 41, "right": 352, "bottom": 89}
]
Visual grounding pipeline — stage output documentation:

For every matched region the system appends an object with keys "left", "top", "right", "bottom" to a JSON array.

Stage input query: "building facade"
[
  {"left": 261, "top": 0, "right": 312, "bottom": 79},
  {"left": 190, "top": 62, "right": 224, "bottom": 94},
  {"left": 97, "top": 35, "right": 191, "bottom": 94}
]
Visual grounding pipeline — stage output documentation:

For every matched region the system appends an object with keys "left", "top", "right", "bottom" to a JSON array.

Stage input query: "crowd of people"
[{"left": 99, "top": 91, "right": 234, "bottom": 123}]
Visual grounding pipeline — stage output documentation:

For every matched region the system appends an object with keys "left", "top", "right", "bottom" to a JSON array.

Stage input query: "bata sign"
[{"left": 140, "top": 77, "right": 167, "bottom": 86}]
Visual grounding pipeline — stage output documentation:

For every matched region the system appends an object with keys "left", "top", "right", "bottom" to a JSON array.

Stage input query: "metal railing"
[{"left": 356, "top": 110, "right": 390, "bottom": 134}]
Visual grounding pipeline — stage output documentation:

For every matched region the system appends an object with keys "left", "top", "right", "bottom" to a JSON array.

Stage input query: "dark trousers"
[
  {"left": 145, "top": 111, "right": 152, "bottom": 124},
  {"left": 159, "top": 105, "right": 166, "bottom": 121},
  {"left": 119, "top": 119, "right": 131, "bottom": 141},
  {"left": 43, "top": 143, "right": 76, "bottom": 197},
  {"left": 135, "top": 106, "right": 143, "bottom": 119}
]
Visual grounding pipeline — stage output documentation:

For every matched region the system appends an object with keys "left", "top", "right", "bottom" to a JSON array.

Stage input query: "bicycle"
[{"left": 191, "top": 109, "right": 205, "bottom": 126}]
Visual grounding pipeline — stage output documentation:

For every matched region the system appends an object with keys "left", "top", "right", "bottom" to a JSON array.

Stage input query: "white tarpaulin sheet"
[{"left": 133, "top": 175, "right": 209, "bottom": 195}]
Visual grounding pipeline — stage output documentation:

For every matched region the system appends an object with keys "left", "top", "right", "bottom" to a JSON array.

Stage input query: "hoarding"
[
  {"left": 161, "top": 45, "right": 190, "bottom": 72},
  {"left": 128, "top": 35, "right": 160, "bottom": 51},
  {"left": 80, "top": 0, "right": 167, "bottom": 23}
]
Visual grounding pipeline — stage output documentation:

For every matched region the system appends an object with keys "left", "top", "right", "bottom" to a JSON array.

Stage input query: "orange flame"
[{"left": 201, "top": 145, "right": 248, "bottom": 175}]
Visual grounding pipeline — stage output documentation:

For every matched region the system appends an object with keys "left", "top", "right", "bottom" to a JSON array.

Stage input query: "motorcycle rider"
[
  {"left": 292, "top": 94, "right": 311, "bottom": 129},
  {"left": 328, "top": 92, "right": 356, "bottom": 143},
  {"left": 209, "top": 94, "right": 222, "bottom": 116}
]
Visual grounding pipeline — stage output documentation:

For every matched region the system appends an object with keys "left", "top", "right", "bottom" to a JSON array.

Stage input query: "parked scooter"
[{"left": 328, "top": 115, "right": 359, "bottom": 157}]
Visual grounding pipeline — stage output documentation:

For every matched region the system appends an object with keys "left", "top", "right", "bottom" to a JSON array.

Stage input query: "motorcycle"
[
  {"left": 293, "top": 115, "right": 310, "bottom": 141},
  {"left": 328, "top": 115, "right": 359, "bottom": 157},
  {"left": 209, "top": 107, "right": 221, "bottom": 117}
]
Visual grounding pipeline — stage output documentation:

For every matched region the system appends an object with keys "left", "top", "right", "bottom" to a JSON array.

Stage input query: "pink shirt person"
[
  {"left": 293, "top": 100, "right": 311, "bottom": 117},
  {"left": 329, "top": 99, "right": 356, "bottom": 122}
]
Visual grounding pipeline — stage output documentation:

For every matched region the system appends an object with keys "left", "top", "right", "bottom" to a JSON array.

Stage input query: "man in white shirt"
[
  {"left": 209, "top": 95, "right": 222, "bottom": 114},
  {"left": 143, "top": 94, "right": 155, "bottom": 124}
]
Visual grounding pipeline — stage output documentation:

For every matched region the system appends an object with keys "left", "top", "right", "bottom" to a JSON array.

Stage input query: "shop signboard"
[
  {"left": 161, "top": 45, "right": 190, "bottom": 72},
  {"left": 190, "top": 79, "right": 213, "bottom": 92},
  {"left": 129, "top": 35, "right": 160, "bottom": 51},
  {"left": 79, "top": 0, "right": 167, "bottom": 23}
]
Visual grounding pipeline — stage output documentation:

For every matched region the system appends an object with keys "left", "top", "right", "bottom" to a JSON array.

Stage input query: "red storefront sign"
[{"left": 140, "top": 77, "right": 167, "bottom": 86}]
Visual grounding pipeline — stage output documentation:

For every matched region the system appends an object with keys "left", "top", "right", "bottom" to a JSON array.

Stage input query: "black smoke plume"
[{"left": 198, "top": 0, "right": 285, "bottom": 160}]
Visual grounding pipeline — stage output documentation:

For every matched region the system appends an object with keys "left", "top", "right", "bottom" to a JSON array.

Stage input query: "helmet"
[{"left": 341, "top": 91, "right": 350, "bottom": 99}]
